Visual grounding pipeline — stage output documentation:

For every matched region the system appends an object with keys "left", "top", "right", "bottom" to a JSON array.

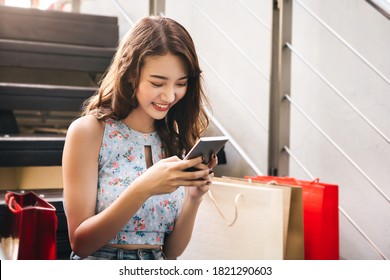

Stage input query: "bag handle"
[
  {"left": 309, "top": 178, "right": 320, "bottom": 184},
  {"left": 248, "top": 176, "right": 321, "bottom": 186},
  {"left": 6, "top": 195, "right": 22, "bottom": 213},
  {"left": 207, "top": 189, "right": 242, "bottom": 227}
]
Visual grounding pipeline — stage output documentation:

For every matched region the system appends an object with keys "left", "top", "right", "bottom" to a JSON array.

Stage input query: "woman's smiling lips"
[{"left": 153, "top": 102, "right": 170, "bottom": 111}]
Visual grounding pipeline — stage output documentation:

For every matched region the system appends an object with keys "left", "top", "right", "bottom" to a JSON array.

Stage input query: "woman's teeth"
[{"left": 154, "top": 103, "right": 168, "bottom": 109}]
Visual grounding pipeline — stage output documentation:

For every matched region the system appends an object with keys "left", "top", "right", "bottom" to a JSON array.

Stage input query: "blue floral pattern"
[{"left": 96, "top": 119, "right": 184, "bottom": 245}]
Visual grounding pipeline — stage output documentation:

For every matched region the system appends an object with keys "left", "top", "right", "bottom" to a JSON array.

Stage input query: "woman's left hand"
[{"left": 187, "top": 153, "right": 218, "bottom": 201}]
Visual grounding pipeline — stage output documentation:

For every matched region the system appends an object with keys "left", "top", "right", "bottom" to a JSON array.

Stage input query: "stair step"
[
  {"left": 0, "top": 39, "right": 115, "bottom": 73},
  {"left": 0, "top": 82, "right": 96, "bottom": 111},
  {"left": 0, "top": 135, "right": 65, "bottom": 166},
  {"left": 0, "top": 5, "right": 118, "bottom": 47},
  {"left": 0, "top": 6, "right": 118, "bottom": 168}
]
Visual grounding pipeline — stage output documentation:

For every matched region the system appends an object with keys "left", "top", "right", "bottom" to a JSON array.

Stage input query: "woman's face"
[{"left": 134, "top": 53, "right": 188, "bottom": 124}]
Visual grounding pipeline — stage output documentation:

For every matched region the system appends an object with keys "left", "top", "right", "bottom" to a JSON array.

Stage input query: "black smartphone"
[{"left": 184, "top": 136, "right": 229, "bottom": 166}]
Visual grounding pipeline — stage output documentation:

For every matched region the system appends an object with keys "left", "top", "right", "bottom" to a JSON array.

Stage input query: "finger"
[
  {"left": 179, "top": 169, "right": 210, "bottom": 182},
  {"left": 199, "top": 169, "right": 214, "bottom": 181},
  {"left": 176, "top": 167, "right": 212, "bottom": 183},
  {"left": 177, "top": 179, "right": 210, "bottom": 187},
  {"left": 192, "top": 162, "right": 209, "bottom": 171},
  {"left": 208, "top": 153, "right": 218, "bottom": 168},
  {"left": 180, "top": 156, "right": 205, "bottom": 170}
]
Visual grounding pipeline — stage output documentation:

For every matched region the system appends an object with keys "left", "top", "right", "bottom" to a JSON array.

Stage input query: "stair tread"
[{"left": 0, "top": 38, "right": 116, "bottom": 56}]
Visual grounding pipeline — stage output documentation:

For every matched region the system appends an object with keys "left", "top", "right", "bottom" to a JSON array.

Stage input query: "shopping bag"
[
  {"left": 179, "top": 177, "right": 285, "bottom": 260},
  {"left": 222, "top": 176, "right": 304, "bottom": 260},
  {"left": 245, "top": 176, "right": 339, "bottom": 260},
  {"left": 1, "top": 191, "right": 58, "bottom": 260}
]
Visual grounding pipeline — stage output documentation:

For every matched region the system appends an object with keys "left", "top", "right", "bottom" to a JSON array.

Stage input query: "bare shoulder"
[
  {"left": 65, "top": 115, "right": 105, "bottom": 148},
  {"left": 68, "top": 115, "right": 103, "bottom": 134}
]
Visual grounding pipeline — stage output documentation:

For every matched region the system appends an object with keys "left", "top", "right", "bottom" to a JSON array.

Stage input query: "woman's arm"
[
  {"left": 163, "top": 155, "right": 218, "bottom": 259},
  {"left": 162, "top": 189, "right": 205, "bottom": 259},
  {"left": 62, "top": 116, "right": 149, "bottom": 257}
]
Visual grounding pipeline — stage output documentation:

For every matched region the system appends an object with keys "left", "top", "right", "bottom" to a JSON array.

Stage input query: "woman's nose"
[{"left": 160, "top": 86, "right": 175, "bottom": 103}]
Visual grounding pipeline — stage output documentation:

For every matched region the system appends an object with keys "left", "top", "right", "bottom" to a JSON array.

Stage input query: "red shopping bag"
[
  {"left": 245, "top": 176, "right": 339, "bottom": 260},
  {"left": 2, "top": 191, "right": 58, "bottom": 259}
]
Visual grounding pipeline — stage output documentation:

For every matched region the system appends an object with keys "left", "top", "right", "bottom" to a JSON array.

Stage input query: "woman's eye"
[
  {"left": 177, "top": 83, "right": 187, "bottom": 87},
  {"left": 151, "top": 82, "right": 163, "bottom": 87}
]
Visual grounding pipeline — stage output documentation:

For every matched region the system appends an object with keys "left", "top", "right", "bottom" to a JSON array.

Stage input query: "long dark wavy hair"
[{"left": 82, "top": 16, "right": 209, "bottom": 157}]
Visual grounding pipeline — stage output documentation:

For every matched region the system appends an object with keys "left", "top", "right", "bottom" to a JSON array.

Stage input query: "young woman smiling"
[{"left": 62, "top": 16, "right": 217, "bottom": 260}]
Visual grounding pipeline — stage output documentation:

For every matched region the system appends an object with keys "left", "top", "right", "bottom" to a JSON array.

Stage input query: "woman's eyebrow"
[{"left": 150, "top": 74, "right": 188, "bottom": 80}]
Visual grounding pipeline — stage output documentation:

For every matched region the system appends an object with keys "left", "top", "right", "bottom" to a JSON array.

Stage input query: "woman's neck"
[{"left": 122, "top": 110, "right": 155, "bottom": 133}]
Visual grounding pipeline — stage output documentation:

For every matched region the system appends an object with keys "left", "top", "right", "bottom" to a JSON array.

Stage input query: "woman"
[{"left": 62, "top": 16, "right": 217, "bottom": 260}]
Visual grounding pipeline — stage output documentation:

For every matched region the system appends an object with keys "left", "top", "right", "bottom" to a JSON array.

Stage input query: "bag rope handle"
[
  {"left": 207, "top": 189, "right": 243, "bottom": 227},
  {"left": 6, "top": 195, "right": 22, "bottom": 213}
]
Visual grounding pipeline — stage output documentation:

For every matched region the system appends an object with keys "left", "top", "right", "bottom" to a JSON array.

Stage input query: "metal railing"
[
  {"left": 296, "top": 0, "right": 390, "bottom": 86},
  {"left": 191, "top": 1, "right": 270, "bottom": 82},
  {"left": 112, "top": 0, "right": 135, "bottom": 26},
  {"left": 276, "top": 0, "right": 389, "bottom": 259},
  {"left": 238, "top": 0, "right": 271, "bottom": 31}
]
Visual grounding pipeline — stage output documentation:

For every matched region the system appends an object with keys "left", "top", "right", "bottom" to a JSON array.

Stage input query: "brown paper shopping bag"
[
  {"left": 179, "top": 177, "right": 285, "bottom": 260},
  {"left": 221, "top": 177, "right": 305, "bottom": 259}
]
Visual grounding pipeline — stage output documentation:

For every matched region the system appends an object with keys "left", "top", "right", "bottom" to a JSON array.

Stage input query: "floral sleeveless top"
[{"left": 97, "top": 119, "right": 185, "bottom": 245}]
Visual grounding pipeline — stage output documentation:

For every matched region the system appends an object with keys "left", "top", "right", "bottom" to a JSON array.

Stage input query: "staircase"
[{"left": 0, "top": 5, "right": 119, "bottom": 259}]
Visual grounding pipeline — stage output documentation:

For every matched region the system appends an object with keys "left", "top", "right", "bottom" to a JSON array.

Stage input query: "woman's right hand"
[{"left": 132, "top": 155, "right": 211, "bottom": 197}]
